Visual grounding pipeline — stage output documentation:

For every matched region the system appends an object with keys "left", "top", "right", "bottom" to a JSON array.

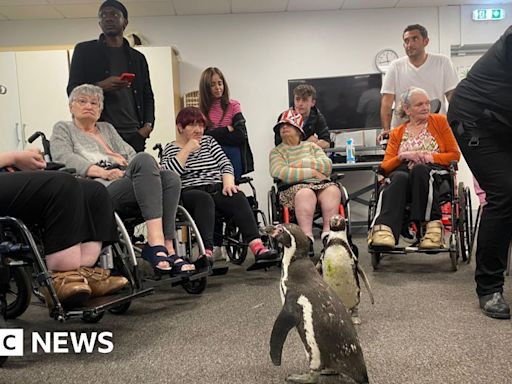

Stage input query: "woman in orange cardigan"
[{"left": 369, "top": 87, "right": 460, "bottom": 249}]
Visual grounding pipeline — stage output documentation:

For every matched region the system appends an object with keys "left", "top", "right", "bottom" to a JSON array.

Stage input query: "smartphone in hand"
[{"left": 120, "top": 72, "right": 135, "bottom": 83}]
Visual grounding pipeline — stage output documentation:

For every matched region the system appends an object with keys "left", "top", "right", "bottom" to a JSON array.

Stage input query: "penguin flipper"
[
  {"left": 356, "top": 264, "right": 375, "bottom": 305},
  {"left": 270, "top": 307, "right": 299, "bottom": 366}
]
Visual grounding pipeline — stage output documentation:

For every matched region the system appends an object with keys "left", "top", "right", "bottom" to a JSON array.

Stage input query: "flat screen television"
[{"left": 288, "top": 73, "right": 382, "bottom": 131}]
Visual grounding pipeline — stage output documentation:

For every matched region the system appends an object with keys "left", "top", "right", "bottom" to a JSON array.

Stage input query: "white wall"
[{"left": 0, "top": 5, "right": 509, "bottom": 221}]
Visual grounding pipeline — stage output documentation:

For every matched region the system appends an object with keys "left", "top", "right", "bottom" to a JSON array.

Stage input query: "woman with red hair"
[{"left": 161, "top": 107, "right": 278, "bottom": 270}]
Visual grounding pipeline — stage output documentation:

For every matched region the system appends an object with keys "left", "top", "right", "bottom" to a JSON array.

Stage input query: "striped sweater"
[
  {"left": 161, "top": 135, "right": 234, "bottom": 188},
  {"left": 208, "top": 99, "right": 241, "bottom": 128},
  {"left": 269, "top": 141, "right": 332, "bottom": 185}
]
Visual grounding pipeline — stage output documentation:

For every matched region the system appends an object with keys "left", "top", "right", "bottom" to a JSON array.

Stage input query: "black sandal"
[
  {"left": 168, "top": 254, "right": 196, "bottom": 276},
  {"left": 141, "top": 244, "right": 173, "bottom": 272}
]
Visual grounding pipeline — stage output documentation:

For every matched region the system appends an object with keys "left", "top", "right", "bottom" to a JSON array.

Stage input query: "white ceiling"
[{"left": 0, "top": 0, "right": 510, "bottom": 20}]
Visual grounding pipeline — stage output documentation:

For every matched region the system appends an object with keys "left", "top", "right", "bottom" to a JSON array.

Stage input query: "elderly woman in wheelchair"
[
  {"left": 0, "top": 150, "right": 127, "bottom": 309},
  {"left": 269, "top": 109, "right": 342, "bottom": 252},
  {"left": 161, "top": 107, "right": 279, "bottom": 270},
  {"left": 50, "top": 84, "right": 195, "bottom": 275},
  {"left": 368, "top": 87, "right": 461, "bottom": 250}
]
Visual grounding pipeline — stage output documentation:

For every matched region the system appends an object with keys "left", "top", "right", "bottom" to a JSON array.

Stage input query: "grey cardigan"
[{"left": 50, "top": 120, "right": 136, "bottom": 177}]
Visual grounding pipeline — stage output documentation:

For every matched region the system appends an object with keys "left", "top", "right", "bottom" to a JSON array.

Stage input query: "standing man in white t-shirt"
[{"left": 380, "top": 24, "right": 459, "bottom": 134}]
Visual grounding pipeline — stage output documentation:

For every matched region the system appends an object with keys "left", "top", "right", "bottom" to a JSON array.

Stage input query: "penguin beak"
[{"left": 265, "top": 225, "right": 281, "bottom": 238}]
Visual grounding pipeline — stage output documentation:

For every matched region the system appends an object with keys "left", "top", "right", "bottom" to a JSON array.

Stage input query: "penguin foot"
[
  {"left": 285, "top": 371, "right": 320, "bottom": 383},
  {"left": 351, "top": 308, "right": 362, "bottom": 325},
  {"left": 320, "top": 368, "right": 338, "bottom": 375}
]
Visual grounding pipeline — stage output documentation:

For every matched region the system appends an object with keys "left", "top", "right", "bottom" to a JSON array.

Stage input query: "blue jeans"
[{"left": 221, "top": 145, "right": 243, "bottom": 180}]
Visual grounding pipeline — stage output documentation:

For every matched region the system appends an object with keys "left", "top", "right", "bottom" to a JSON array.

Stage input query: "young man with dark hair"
[
  {"left": 380, "top": 24, "right": 459, "bottom": 137},
  {"left": 67, "top": 0, "right": 154, "bottom": 153},
  {"left": 274, "top": 84, "right": 331, "bottom": 149}
]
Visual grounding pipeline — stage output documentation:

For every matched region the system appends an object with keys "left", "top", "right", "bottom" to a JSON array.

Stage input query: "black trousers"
[
  {"left": 181, "top": 185, "right": 259, "bottom": 250},
  {"left": 119, "top": 131, "right": 146, "bottom": 153},
  {"left": 451, "top": 118, "right": 512, "bottom": 296},
  {"left": 372, "top": 163, "right": 445, "bottom": 242},
  {"left": 0, "top": 171, "right": 118, "bottom": 254}
]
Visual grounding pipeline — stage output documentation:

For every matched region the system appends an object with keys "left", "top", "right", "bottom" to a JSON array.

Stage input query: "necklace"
[{"left": 406, "top": 121, "right": 428, "bottom": 139}]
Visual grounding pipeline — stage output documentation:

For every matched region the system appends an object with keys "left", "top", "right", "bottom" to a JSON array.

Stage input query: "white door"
[
  {"left": 0, "top": 52, "right": 23, "bottom": 151},
  {"left": 135, "top": 46, "right": 176, "bottom": 159},
  {"left": 16, "top": 50, "right": 71, "bottom": 149}
]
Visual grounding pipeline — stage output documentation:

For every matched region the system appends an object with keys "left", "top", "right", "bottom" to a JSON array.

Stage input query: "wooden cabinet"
[
  {"left": 0, "top": 46, "right": 179, "bottom": 157},
  {"left": 0, "top": 50, "right": 70, "bottom": 152}
]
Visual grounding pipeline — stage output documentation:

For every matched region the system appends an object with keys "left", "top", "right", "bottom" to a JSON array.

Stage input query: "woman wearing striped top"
[
  {"left": 199, "top": 67, "right": 254, "bottom": 180},
  {"left": 270, "top": 109, "right": 342, "bottom": 245},
  {"left": 161, "top": 107, "right": 278, "bottom": 268}
]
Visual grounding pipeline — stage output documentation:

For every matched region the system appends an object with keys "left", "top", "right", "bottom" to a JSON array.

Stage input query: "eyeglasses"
[
  {"left": 98, "top": 10, "right": 122, "bottom": 20},
  {"left": 74, "top": 98, "right": 100, "bottom": 108}
]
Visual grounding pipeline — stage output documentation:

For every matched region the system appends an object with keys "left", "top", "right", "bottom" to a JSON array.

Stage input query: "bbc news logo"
[{"left": 0, "top": 329, "right": 113, "bottom": 356}]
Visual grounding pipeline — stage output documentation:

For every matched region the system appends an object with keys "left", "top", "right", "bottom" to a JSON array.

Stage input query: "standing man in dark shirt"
[
  {"left": 274, "top": 84, "right": 331, "bottom": 148},
  {"left": 67, "top": 0, "right": 154, "bottom": 152},
  {"left": 448, "top": 26, "right": 512, "bottom": 320}
]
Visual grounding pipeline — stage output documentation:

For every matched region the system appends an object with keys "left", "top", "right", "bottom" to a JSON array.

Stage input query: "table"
[{"left": 332, "top": 161, "right": 381, "bottom": 229}]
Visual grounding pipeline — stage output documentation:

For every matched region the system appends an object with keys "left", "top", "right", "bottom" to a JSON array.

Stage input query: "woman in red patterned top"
[
  {"left": 199, "top": 67, "right": 254, "bottom": 180},
  {"left": 368, "top": 87, "right": 460, "bottom": 250}
]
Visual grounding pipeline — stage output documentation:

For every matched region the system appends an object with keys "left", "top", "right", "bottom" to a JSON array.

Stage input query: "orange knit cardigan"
[{"left": 380, "top": 114, "right": 461, "bottom": 176}]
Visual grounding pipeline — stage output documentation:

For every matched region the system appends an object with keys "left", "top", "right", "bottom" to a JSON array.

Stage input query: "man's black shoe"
[{"left": 479, "top": 292, "right": 511, "bottom": 319}]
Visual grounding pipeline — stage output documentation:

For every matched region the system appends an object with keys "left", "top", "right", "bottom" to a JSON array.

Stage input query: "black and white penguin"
[
  {"left": 321, "top": 215, "right": 374, "bottom": 325},
  {"left": 267, "top": 223, "right": 369, "bottom": 384}
]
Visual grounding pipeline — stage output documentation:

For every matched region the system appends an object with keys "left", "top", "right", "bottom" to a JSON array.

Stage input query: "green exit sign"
[{"left": 472, "top": 8, "right": 505, "bottom": 21}]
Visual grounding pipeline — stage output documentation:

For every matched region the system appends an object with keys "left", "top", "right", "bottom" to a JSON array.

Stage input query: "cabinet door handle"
[
  {"left": 22, "top": 123, "right": 27, "bottom": 148},
  {"left": 15, "top": 122, "right": 21, "bottom": 145}
]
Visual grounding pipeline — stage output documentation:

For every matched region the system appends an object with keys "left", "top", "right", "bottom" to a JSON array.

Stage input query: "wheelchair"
[
  {"left": 367, "top": 161, "right": 473, "bottom": 271},
  {"left": 153, "top": 143, "right": 279, "bottom": 269},
  {"left": 0, "top": 215, "right": 154, "bottom": 324},
  {"left": 267, "top": 174, "right": 359, "bottom": 256},
  {"left": 3, "top": 133, "right": 210, "bottom": 323}
]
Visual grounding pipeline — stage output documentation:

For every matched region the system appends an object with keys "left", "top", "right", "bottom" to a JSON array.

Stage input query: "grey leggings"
[{"left": 107, "top": 152, "right": 181, "bottom": 240}]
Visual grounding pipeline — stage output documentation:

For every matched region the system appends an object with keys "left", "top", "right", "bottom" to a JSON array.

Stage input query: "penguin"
[
  {"left": 266, "top": 223, "right": 369, "bottom": 384},
  {"left": 321, "top": 215, "right": 374, "bottom": 325}
]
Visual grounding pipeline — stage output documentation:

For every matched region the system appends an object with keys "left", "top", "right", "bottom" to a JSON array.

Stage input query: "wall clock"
[{"left": 375, "top": 49, "right": 399, "bottom": 73}]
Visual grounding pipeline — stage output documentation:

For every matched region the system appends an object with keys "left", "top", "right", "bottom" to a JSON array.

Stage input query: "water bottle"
[{"left": 346, "top": 138, "right": 356, "bottom": 164}]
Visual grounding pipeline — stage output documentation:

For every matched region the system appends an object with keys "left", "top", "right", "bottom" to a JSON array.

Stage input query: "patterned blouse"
[{"left": 399, "top": 126, "right": 440, "bottom": 154}]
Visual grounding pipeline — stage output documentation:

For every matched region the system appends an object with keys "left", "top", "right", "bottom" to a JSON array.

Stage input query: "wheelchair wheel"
[
  {"left": 5, "top": 266, "right": 32, "bottom": 320},
  {"left": 182, "top": 277, "right": 207, "bottom": 294},
  {"left": 81, "top": 311, "right": 105, "bottom": 323},
  {"left": 457, "top": 183, "right": 470, "bottom": 263},
  {"left": 224, "top": 222, "right": 248, "bottom": 265},
  {"left": 268, "top": 186, "right": 279, "bottom": 224},
  {"left": 463, "top": 186, "right": 473, "bottom": 263},
  {"left": 449, "top": 233, "right": 458, "bottom": 272},
  {"left": 108, "top": 302, "right": 131, "bottom": 315}
]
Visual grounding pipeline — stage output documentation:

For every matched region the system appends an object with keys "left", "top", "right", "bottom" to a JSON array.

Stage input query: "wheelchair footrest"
[
  {"left": 70, "top": 287, "right": 154, "bottom": 313},
  {"left": 246, "top": 257, "right": 281, "bottom": 271},
  {"left": 369, "top": 245, "right": 448, "bottom": 254},
  {"left": 210, "top": 266, "right": 229, "bottom": 276}
]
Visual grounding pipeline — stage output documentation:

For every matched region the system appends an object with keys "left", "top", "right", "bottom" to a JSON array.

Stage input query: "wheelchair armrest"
[
  {"left": 44, "top": 162, "right": 65, "bottom": 171},
  {"left": 236, "top": 176, "right": 253, "bottom": 185},
  {"left": 331, "top": 172, "right": 345, "bottom": 182}
]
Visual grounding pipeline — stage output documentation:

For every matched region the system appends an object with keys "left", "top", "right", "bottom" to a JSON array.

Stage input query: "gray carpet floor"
[{"left": 2, "top": 236, "right": 511, "bottom": 384}]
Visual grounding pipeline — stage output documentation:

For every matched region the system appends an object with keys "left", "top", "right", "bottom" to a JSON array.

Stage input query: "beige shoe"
[
  {"left": 368, "top": 224, "right": 395, "bottom": 248},
  {"left": 77, "top": 267, "right": 128, "bottom": 297},
  {"left": 44, "top": 271, "right": 92, "bottom": 309},
  {"left": 419, "top": 220, "right": 444, "bottom": 249}
]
